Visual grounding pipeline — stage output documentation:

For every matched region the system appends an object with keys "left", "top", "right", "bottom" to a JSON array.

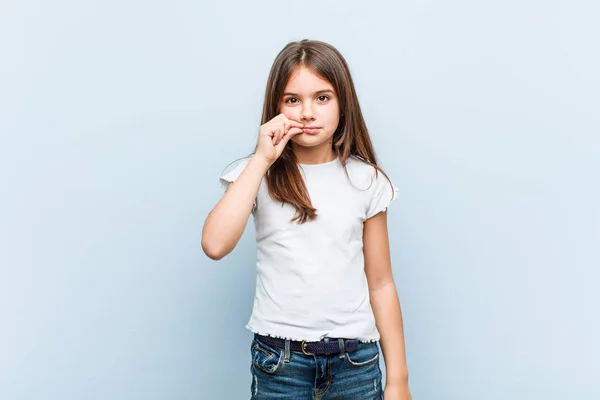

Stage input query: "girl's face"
[{"left": 279, "top": 66, "right": 340, "bottom": 150}]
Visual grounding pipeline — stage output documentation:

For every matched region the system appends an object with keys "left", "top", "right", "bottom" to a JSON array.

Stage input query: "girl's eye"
[
  {"left": 285, "top": 98, "right": 298, "bottom": 104},
  {"left": 317, "top": 95, "right": 330, "bottom": 101}
]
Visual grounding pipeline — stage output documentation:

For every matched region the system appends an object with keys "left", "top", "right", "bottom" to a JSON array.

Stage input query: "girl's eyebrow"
[{"left": 283, "top": 89, "right": 335, "bottom": 97}]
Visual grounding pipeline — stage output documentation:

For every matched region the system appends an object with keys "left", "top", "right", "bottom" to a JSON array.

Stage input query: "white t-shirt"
[{"left": 219, "top": 155, "right": 398, "bottom": 342}]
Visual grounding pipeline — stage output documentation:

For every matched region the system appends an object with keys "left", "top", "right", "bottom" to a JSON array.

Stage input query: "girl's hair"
[{"left": 258, "top": 39, "right": 392, "bottom": 223}]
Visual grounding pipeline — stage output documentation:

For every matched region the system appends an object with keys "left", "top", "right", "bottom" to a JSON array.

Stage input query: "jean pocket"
[
  {"left": 343, "top": 342, "right": 380, "bottom": 368},
  {"left": 251, "top": 338, "right": 283, "bottom": 374}
]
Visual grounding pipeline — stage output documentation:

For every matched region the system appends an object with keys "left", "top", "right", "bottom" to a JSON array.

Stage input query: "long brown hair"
[{"left": 259, "top": 39, "right": 392, "bottom": 223}]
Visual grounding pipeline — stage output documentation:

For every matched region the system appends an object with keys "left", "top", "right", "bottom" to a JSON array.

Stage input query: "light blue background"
[{"left": 1, "top": 0, "right": 598, "bottom": 399}]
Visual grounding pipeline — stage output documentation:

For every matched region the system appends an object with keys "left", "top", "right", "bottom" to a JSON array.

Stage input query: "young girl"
[{"left": 202, "top": 39, "right": 411, "bottom": 400}]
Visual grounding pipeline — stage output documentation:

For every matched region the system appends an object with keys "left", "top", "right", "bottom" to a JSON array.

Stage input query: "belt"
[{"left": 255, "top": 334, "right": 359, "bottom": 356}]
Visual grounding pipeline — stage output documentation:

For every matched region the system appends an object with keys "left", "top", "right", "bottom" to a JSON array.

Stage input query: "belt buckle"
[{"left": 301, "top": 340, "right": 314, "bottom": 356}]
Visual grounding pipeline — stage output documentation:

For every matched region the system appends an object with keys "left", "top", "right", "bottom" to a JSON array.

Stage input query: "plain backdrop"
[{"left": 1, "top": 0, "right": 599, "bottom": 399}]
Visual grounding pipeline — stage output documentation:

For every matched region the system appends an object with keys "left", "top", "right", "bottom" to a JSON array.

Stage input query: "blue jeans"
[{"left": 250, "top": 335, "right": 383, "bottom": 399}]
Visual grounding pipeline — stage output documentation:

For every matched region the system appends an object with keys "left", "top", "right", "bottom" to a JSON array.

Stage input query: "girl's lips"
[{"left": 302, "top": 127, "right": 321, "bottom": 135}]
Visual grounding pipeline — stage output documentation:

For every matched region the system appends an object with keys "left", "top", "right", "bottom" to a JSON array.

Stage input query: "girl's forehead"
[{"left": 285, "top": 66, "right": 334, "bottom": 91}]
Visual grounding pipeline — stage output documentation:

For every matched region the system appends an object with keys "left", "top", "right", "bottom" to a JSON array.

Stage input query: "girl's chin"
[{"left": 291, "top": 133, "right": 333, "bottom": 147}]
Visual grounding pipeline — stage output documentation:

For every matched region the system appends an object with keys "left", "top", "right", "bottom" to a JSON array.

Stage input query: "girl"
[{"left": 202, "top": 39, "right": 411, "bottom": 400}]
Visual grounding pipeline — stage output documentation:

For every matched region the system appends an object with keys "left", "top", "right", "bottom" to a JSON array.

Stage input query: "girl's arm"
[
  {"left": 363, "top": 211, "right": 411, "bottom": 398},
  {"left": 201, "top": 155, "right": 270, "bottom": 260},
  {"left": 202, "top": 114, "right": 304, "bottom": 260}
]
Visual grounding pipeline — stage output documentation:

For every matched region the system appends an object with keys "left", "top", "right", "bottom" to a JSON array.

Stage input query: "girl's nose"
[{"left": 301, "top": 106, "right": 315, "bottom": 121}]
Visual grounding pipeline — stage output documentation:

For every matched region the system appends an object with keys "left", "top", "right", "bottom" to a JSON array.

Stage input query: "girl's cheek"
[{"left": 281, "top": 109, "right": 299, "bottom": 121}]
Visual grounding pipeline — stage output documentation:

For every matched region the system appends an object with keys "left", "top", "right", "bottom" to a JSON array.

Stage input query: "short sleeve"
[
  {"left": 365, "top": 168, "right": 399, "bottom": 219},
  {"left": 219, "top": 158, "right": 251, "bottom": 191},
  {"left": 219, "top": 157, "right": 257, "bottom": 209}
]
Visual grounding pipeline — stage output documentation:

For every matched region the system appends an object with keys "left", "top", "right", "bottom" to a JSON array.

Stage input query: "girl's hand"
[
  {"left": 384, "top": 383, "right": 412, "bottom": 400},
  {"left": 255, "top": 113, "right": 304, "bottom": 166}
]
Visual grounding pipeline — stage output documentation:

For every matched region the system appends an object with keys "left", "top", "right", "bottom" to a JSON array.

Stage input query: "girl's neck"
[{"left": 292, "top": 144, "right": 337, "bottom": 165}]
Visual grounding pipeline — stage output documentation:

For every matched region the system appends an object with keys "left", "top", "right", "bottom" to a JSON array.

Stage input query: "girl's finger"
[
  {"left": 276, "top": 121, "right": 285, "bottom": 145},
  {"left": 268, "top": 124, "right": 280, "bottom": 137},
  {"left": 285, "top": 127, "right": 304, "bottom": 138},
  {"left": 281, "top": 114, "right": 304, "bottom": 129},
  {"left": 275, "top": 127, "right": 303, "bottom": 150},
  {"left": 288, "top": 120, "right": 304, "bottom": 129},
  {"left": 269, "top": 125, "right": 281, "bottom": 144},
  {"left": 278, "top": 115, "right": 291, "bottom": 135},
  {"left": 279, "top": 114, "right": 303, "bottom": 131},
  {"left": 282, "top": 119, "right": 291, "bottom": 134}
]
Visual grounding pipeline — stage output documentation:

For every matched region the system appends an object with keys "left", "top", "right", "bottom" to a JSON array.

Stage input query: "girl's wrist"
[
  {"left": 386, "top": 370, "right": 409, "bottom": 387},
  {"left": 251, "top": 153, "right": 274, "bottom": 170},
  {"left": 250, "top": 154, "right": 273, "bottom": 173}
]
